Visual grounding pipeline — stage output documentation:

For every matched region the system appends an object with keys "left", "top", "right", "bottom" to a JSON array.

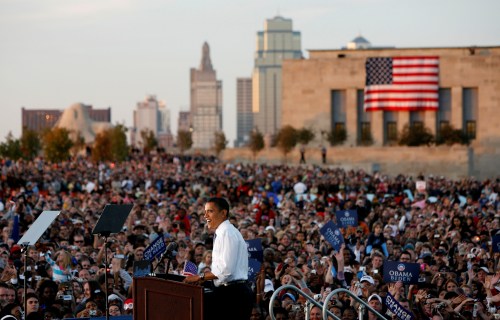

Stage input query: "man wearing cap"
[
  {"left": 367, "top": 293, "right": 384, "bottom": 320},
  {"left": 359, "top": 275, "right": 377, "bottom": 297},
  {"left": 123, "top": 298, "right": 133, "bottom": 315},
  {"left": 477, "top": 266, "right": 490, "bottom": 283},
  {"left": 184, "top": 197, "right": 252, "bottom": 320}
]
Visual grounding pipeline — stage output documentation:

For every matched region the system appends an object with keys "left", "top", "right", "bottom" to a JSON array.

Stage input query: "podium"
[{"left": 133, "top": 277, "right": 203, "bottom": 320}]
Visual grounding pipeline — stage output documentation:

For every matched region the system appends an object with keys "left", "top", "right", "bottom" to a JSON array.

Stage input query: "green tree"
[
  {"left": 327, "top": 126, "right": 347, "bottom": 146},
  {"left": 110, "top": 124, "right": 129, "bottom": 161},
  {"left": 297, "top": 127, "right": 315, "bottom": 145},
  {"left": 177, "top": 129, "right": 193, "bottom": 154},
  {"left": 92, "top": 130, "right": 113, "bottom": 162},
  {"left": 213, "top": 131, "right": 228, "bottom": 157},
  {"left": 20, "top": 127, "right": 41, "bottom": 160},
  {"left": 398, "top": 124, "right": 434, "bottom": 146},
  {"left": 42, "top": 127, "right": 74, "bottom": 162},
  {"left": 140, "top": 129, "right": 158, "bottom": 154},
  {"left": 248, "top": 129, "right": 265, "bottom": 161},
  {"left": 92, "top": 125, "right": 128, "bottom": 162},
  {"left": 276, "top": 125, "right": 298, "bottom": 161},
  {"left": 436, "top": 124, "right": 469, "bottom": 145},
  {"left": 0, "top": 132, "right": 22, "bottom": 160}
]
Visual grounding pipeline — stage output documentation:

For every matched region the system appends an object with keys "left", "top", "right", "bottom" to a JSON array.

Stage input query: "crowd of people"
[{"left": 0, "top": 153, "right": 499, "bottom": 319}]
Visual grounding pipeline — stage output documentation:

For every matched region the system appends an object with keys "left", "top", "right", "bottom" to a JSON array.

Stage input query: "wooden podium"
[{"left": 133, "top": 276, "right": 204, "bottom": 320}]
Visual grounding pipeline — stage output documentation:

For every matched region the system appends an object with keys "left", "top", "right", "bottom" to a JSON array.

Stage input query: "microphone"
[
  {"left": 157, "top": 242, "right": 178, "bottom": 262},
  {"left": 166, "top": 241, "right": 178, "bottom": 253},
  {"left": 153, "top": 241, "right": 178, "bottom": 274}
]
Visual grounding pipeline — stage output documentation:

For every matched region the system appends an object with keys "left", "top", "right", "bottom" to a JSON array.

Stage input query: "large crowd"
[{"left": 0, "top": 153, "right": 499, "bottom": 320}]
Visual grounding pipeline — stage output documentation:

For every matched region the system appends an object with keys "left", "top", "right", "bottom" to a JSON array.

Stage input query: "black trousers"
[{"left": 204, "top": 282, "right": 253, "bottom": 320}]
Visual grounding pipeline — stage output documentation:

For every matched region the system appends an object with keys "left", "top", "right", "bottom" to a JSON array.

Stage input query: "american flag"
[
  {"left": 182, "top": 260, "right": 198, "bottom": 276},
  {"left": 364, "top": 56, "right": 439, "bottom": 111}
]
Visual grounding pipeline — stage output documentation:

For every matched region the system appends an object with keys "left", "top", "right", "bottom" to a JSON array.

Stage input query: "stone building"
[{"left": 280, "top": 46, "right": 500, "bottom": 178}]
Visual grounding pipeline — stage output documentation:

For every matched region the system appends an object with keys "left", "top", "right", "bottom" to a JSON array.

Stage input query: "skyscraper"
[
  {"left": 252, "top": 16, "right": 302, "bottom": 136},
  {"left": 132, "top": 95, "right": 172, "bottom": 149},
  {"left": 235, "top": 78, "right": 253, "bottom": 147},
  {"left": 190, "top": 42, "right": 222, "bottom": 149}
]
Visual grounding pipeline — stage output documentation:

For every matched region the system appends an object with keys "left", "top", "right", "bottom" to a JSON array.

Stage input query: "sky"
[{"left": 0, "top": 0, "right": 499, "bottom": 145}]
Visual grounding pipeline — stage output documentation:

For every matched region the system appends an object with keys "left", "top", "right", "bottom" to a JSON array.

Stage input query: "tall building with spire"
[
  {"left": 190, "top": 42, "right": 223, "bottom": 149},
  {"left": 252, "top": 16, "right": 302, "bottom": 136}
]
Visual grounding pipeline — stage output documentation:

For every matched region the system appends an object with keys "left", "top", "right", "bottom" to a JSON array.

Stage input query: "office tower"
[
  {"left": 235, "top": 78, "right": 253, "bottom": 147},
  {"left": 177, "top": 111, "right": 191, "bottom": 133},
  {"left": 252, "top": 16, "right": 302, "bottom": 136},
  {"left": 133, "top": 95, "right": 173, "bottom": 149},
  {"left": 190, "top": 42, "right": 223, "bottom": 149}
]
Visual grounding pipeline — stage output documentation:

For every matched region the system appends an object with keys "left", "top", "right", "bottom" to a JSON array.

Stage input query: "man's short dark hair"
[
  {"left": 25, "top": 292, "right": 39, "bottom": 302},
  {"left": 399, "top": 251, "right": 412, "bottom": 259},
  {"left": 206, "top": 198, "right": 230, "bottom": 216}
]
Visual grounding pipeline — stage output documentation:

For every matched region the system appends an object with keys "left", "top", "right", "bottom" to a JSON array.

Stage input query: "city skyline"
[{"left": 1, "top": 0, "right": 498, "bottom": 145}]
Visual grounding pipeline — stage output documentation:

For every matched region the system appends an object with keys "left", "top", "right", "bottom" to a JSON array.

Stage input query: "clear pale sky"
[{"left": 0, "top": 0, "right": 498, "bottom": 145}]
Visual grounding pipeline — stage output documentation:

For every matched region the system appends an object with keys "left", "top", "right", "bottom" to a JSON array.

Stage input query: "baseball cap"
[
  {"left": 368, "top": 294, "right": 382, "bottom": 304},
  {"left": 9, "top": 245, "right": 21, "bottom": 255},
  {"left": 360, "top": 275, "right": 375, "bottom": 285},
  {"left": 264, "top": 279, "right": 274, "bottom": 293},
  {"left": 435, "top": 249, "right": 447, "bottom": 256},
  {"left": 124, "top": 298, "right": 133, "bottom": 310},
  {"left": 281, "top": 293, "right": 296, "bottom": 303},
  {"left": 478, "top": 266, "right": 490, "bottom": 274},
  {"left": 419, "top": 252, "right": 432, "bottom": 259},
  {"left": 265, "top": 226, "right": 276, "bottom": 233}
]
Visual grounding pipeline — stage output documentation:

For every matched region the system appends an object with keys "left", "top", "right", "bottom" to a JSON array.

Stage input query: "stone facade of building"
[{"left": 278, "top": 46, "right": 500, "bottom": 179}]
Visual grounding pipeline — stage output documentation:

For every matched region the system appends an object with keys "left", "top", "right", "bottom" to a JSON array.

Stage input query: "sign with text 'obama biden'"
[
  {"left": 383, "top": 261, "right": 420, "bottom": 284},
  {"left": 320, "top": 221, "right": 344, "bottom": 252},
  {"left": 246, "top": 239, "right": 263, "bottom": 262},
  {"left": 335, "top": 209, "right": 358, "bottom": 228}
]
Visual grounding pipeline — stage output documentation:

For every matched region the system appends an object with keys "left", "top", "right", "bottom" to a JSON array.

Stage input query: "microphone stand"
[
  {"left": 152, "top": 250, "right": 177, "bottom": 274},
  {"left": 21, "top": 242, "right": 29, "bottom": 319},
  {"left": 99, "top": 232, "right": 111, "bottom": 320}
]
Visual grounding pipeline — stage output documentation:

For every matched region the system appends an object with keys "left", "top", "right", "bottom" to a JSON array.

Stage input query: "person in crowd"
[{"left": 0, "top": 155, "right": 498, "bottom": 319}]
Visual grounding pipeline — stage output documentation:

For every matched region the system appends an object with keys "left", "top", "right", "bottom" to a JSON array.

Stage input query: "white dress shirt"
[{"left": 211, "top": 220, "right": 248, "bottom": 287}]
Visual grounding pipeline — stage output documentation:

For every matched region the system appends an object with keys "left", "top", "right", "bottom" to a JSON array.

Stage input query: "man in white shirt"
[{"left": 184, "top": 197, "right": 252, "bottom": 320}]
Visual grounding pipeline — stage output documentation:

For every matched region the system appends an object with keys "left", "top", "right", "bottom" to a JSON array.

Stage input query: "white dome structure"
[
  {"left": 347, "top": 35, "right": 371, "bottom": 50},
  {"left": 54, "top": 103, "right": 112, "bottom": 143}
]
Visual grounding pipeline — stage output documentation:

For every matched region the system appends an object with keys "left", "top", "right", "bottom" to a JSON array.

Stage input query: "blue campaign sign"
[
  {"left": 248, "top": 258, "right": 261, "bottom": 282},
  {"left": 246, "top": 239, "right": 264, "bottom": 262},
  {"left": 385, "top": 292, "right": 415, "bottom": 320},
  {"left": 143, "top": 235, "right": 166, "bottom": 261},
  {"left": 383, "top": 261, "right": 420, "bottom": 284},
  {"left": 320, "top": 221, "right": 344, "bottom": 252},
  {"left": 493, "top": 235, "right": 500, "bottom": 253},
  {"left": 335, "top": 209, "right": 358, "bottom": 228}
]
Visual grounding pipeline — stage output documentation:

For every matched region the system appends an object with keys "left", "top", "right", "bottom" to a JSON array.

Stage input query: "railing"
[
  {"left": 268, "top": 285, "right": 339, "bottom": 320},
  {"left": 324, "top": 288, "right": 387, "bottom": 320},
  {"left": 268, "top": 285, "right": 387, "bottom": 320}
]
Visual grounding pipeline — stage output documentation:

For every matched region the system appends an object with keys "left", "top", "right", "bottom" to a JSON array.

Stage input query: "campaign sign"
[
  {"left": 320, "top": 221, "right": 344, "bottom": 252},
  {"left": 383, "top": 261, "right": 420, "bottom": 284},
  {"left": 493, "top": 235, "right": 500, "bottom": 253},
  {"left": 246, "top": 239, "right": 264, "bottom": 262},
  {"left": 143, "top": 235, "right": 166, "bottom": 261},
  {"left": 335, "top": 209, "right": 358, "bottom": 228},
  {"left": 248, "top": 258, "right": 261, "bottom": 282},
  {"left": 385, "top": 292, "right": 415, "bottom": 320}
]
